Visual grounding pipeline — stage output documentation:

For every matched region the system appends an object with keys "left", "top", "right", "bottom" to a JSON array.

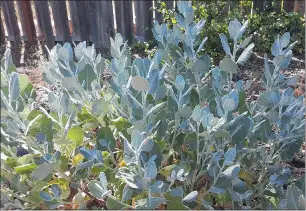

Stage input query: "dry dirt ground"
[{"left": 0, "top": 43, "right": 305, "bottom": 175}]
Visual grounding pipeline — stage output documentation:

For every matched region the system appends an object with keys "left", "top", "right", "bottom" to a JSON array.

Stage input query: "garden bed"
[{"left": 1, "top": 42, "right": 305, "bottom": 175}]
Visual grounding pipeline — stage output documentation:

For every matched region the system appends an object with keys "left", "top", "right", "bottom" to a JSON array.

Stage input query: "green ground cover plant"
[{"left": 1, "top": 1, "right": 305, "bottom": 210}]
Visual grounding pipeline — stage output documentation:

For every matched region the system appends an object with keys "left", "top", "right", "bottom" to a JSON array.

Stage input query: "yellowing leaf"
[
  {"left": 68, "top": 127, "right": 84, "bottom": 147},
  {"left": 118, "top": 160, "right": 126, "bottom": 167},
  {"left": 72, "top": 153, "right": 84, "bottom": 166},
  {"left": 209, "top": 145, "right": 215, "bottom": 152},
  {"left": 18, "top": 74, "right": 29, "bottom": 92},
  {"left": 238, "top": 169, "right": 253, "bottom": 184}
]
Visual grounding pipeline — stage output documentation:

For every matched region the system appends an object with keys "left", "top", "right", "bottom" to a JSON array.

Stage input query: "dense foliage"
[
  {"left": 1, "top": 1, "right": 305, "bottom": 210},
  {"left": 156, "top": 0, "right": 305, "bottom": 61}
]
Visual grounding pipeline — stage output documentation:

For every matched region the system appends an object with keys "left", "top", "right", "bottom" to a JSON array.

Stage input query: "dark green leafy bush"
[
  {"left": 156, "top": 0, "right": 305, "bottom": 61},
  {"left": 249, "top": 10, "right": 305, "bottom": 55}
]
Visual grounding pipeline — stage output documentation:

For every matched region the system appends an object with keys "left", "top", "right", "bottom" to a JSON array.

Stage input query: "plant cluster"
[
  {"left": 1, "top": 1, "right": 305, "bottom": 210},
  {"left": 156, "top": 0, "right": 305, "bottom": 61}
]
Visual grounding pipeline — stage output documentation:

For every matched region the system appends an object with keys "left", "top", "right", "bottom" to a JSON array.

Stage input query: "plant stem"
[
  {"left": 227, "top": 73, "right": 231, "bottom": 91},
  {"left": 196, "top": 123, "right": 201, "bottom": 166}
]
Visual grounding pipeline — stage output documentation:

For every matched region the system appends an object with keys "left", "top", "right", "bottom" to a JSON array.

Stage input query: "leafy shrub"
[
  {"left": 1, "top": 1, "right": 305, "bottom": 210},
  {"left": 249, "top": 9, "right": 305, "bottom": 55},
  {"left": 157, "top": 0, "right": 305, "bottom": 61}
]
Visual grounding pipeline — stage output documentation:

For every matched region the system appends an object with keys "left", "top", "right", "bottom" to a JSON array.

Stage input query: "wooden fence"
[{"left": 0, "top": 0, "right": 305, "bottom": 49}]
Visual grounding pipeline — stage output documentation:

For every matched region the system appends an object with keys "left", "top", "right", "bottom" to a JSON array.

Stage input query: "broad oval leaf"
[
  {"left": 39, "top": 191, "right": 53, "bottom": 201},
  {"left": 139, "top": 138, "right": 154, "bottom": 152},
  {"left": 99, "top": 172, "right": 108, "bottom": 190},
  {"left": 219, "top": 57, "right": 238, "bottom": 74},
  {"left": 145, "top": 162, "right": 157, "bottom": 179},
  {"left": 131, "top": 76, "right": 150, "bottom": 91},
  {"left": 58, "top": 47, "right": 69, "bottom": 61},
  {"left": 257, "top": 91, "right": 281, "bottom": 107},
  {"left": 18, "top": 74, "right": 29, "bottom": 93},
  {"left": 223, "top": 98, "right": 236, "bottom": 111},
  {"left": 87, "top": 180, "right": 106, "bottom": 199},
  {"left": 224, "top": 147, "right": 236, "bottom": 165},
  {"left": 175, "top": 74, "right": 185, "bottom": 92},
  {"left": 280, "top": 32, "right": 290, "bottom": 49},
  {"left": 31, "top": 162, "right": 56, "bottom": 181},
  {"left": 131, "top": 130, "right": 143, "bottom": 150},
  {"left": 222, "top": 164, "right": 240, "bottom": 178},
  {"left": 183, "top": 191, "right": 198, "bottom": 202}
]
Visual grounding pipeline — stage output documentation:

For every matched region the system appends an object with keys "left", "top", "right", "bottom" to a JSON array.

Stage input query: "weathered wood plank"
[
  {"left": 135, "top": 0, "right": 153, "bottom": 41},
  {"left": 0, "top": 16, "right": 5, "bottom": 45},
  {"left": 253, "top": 0, "right": 264, "bottom": 12},
  {"left": 1, "top": 1, "right": 21, "bottom": 46},
  {"left": 294, "top": 0, "right": 305, "bottom": 15},
  {"left": 76, "top": 1, "right": 89, "bottom": 43},
  {"left": 16, "top": 0, "right": 36, "bottom": 45},
  {"left": 86, "top": 1, "right": 100, "bottom": 47},
  {"left": 221, "top": 2, "right": 230, "bottom": 15},
  {"left": 115, "top": 0, "right": 133, "bottom": 43},
  {"left": 34, "top": 1, "right": 54, "bottom": 48},
  {"left": 50, "top": 1, "right": 70, "bottom": 42},
  {"left": 68, "top": 1, "right": 89, "bottom": 42},
  {"left": 229, "top": 0, "right": 239, "bottom": 11},
  {"left": 68, "top": 1, "right": 80, "bottom": 38},
  {"left": 283, "top": 0, "right": 295, "bottom": 12},
  {"left": 272, "top": 0, "right": 282, "bottom": 12},
  {"left": 97, "top": 1, "right": 114, "bottom": 48}
]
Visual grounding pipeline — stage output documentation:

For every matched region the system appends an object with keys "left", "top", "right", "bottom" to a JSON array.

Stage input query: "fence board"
[
  {"left": 155, "top": 1, "right": 174, "bottom": 23},
  {"left": 97, "top": 1, "right": 114, "bottom": 48},
  {"left": 221, "top": 2, "right": 230, "bottom": 15},
  {"left": 294, "top": 0, "right": 305, "bottom": 15},
  {"left": 0, "top": 0, "right": 301, "bottom": 51},
  {"left": 115, "top": 1, "right": 133, "bottom": 43},
  {"left": 283, "top": 0, "right": 295, "bottom": 12},
  {"left": 86, "top": 1, "right": 99, "bottom": 46},
  {"left": 34, "top": 1, "right": 54, "bottom": 48},
  {"left": 68, "top": 1, "right": 89, "bottom": 42},
  {"left": 253, "top": 0, "right": 264, "bottom": 12},
  {"left": 1, "top": 1, "right": 20, "bottom": 46},
  {"left": 229, "top": 1, "right": 239, "bottom": 11},
  {"left": 135, "top": 1, "right": 153, "bottom": 41},
  {"left": 17, "top": 0, "right": 36, "bottom": 44},
  {"left": 50, "top": 1, "right": 70, "bottom": 42},
  {"left": 0, "top": 16, "right": 5, "bottom": 45},
  {"left": 263, "top": 0, "right": 272, "bottom": 9},
  {"left": 272, "top": 1, "right": 282, "bottom": 12}
]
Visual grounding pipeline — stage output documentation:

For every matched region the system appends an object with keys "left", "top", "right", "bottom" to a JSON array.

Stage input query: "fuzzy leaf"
[
  {"left": 220, "top": 57, "right": 238, "bottom": 74},
  {"left": 222, "top": 164, "right": 240, "bottom": 178},
  {"left": 219, "top": 34, "right": 231, "bottom": 56},
  {"left": 131, "top": 76, "right": 150, "bottom": 92},
  {"left": 237, "top": 43, "right": 254, "bottom": 65},
  {"left": 183, "top": 191, "right": 198, "bottom": 202},
  {"left": 31, "top": 162, "right": 56, "bottom": 181},
  {"left": 9, "top": 72, "right": 20, "bottom": 102},
  {"left": 285, "top": 185, "right": 304, "bottom": 210}
]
